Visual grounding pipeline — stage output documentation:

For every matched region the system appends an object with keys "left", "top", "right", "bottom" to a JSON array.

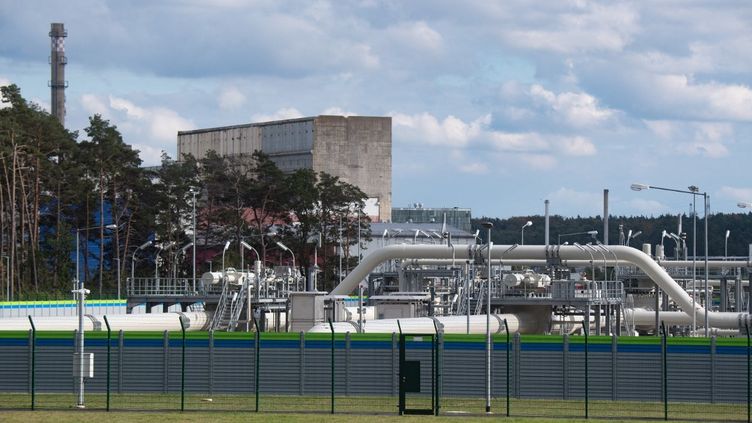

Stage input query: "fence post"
[
  {"left": 103, "top": 315, "right": 111, "bottom": 412},
  {"left": 661, "top": 321, "right": 667, "bottom": 421},
  {"left": 28, "top": 316, "right": 35, "bottom": 411},
  {"left": 432, "top": 318, "right": 441, "bottom": 416},
  {"left": 328, "top": 318, "right": 335, "bottom": 414},
  {"left": 299, "top": 331, "right": 305, "bottom": 396},
  {"left": 582, "top": 320, "right": 588, "bottom": 419},
  {"left": 179, "top": 316, "right": 186, "bottom": 412},
  {"left": 504, "top": 318, "right": 510, "bottom": 417},
  {"left": 253, "top": 316, "right": 260, "bottom": 413},
  {"left": 746, "top": 320, "right": 750, "bottom": 423},
  {"left": 118, "top": 330, "right": 124, "bottom": 394},
  {"left": 563, "top": 333, "right": 569, "bottom": 401}
]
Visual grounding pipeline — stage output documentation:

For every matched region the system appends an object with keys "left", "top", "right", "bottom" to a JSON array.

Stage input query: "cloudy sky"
[{"left": 1, "top": 1, "right": 751, "bottom": 218}]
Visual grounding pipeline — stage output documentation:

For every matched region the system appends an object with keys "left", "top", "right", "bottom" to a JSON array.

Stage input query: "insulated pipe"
[
  {"left": 0, "top": 312, "right": 212, "bottom": 331},
  {"left": 307, "top": 313, "right": 544, "bottom": 334},
  {"left": 330, "top": 244, "right": 750, "bottom": 329},
  {"left": 625, "top": 308, "right": 746, "bottom": 330},
  {"left": 401, "top": 258, "right": 750, "bottom": 269}
]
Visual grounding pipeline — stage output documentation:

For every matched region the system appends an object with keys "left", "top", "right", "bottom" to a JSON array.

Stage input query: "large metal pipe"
[
  {"left": 330, "top": 244, "right": 750, "bottom": 329},
  {"left": 0, "top": 312, "right": 211, "bottom": 331},
  {"left": 308, "top": 313, "right": 546, "bottom": 334},
  {"left": 401, "top": 258, "right": 750, "bottom": 269}
]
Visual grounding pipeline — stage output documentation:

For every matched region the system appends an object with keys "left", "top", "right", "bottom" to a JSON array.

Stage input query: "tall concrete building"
[{"left": 178, "top": 115, "right": 392, "bottom": 221}]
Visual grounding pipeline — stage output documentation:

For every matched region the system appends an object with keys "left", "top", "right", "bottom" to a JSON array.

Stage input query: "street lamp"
[
  {"left": 190, "top": 187, "right": 199, "bottom": 293},
  {"left": 130, "top": 240, "right": 152, "bottom": 285},
  {"left": 221, "top": 240, "right": 231, "bottom": 281},
  {"left": 631, "top": 182, "right": 709, "bottom": 336},
  {"left": 73, "top": 223, "right": 116, "bottom": 409},
  {"left": 276, "top": 241, "right": 297, "bottom": 292},
  {"left": 480, "top": 221, "right": 493, "bottom": 414},
  {"left": 558, "top": 230, "right": 598, "bottom": 246},
  {"left": 521, "top": 221, "right": 532, "bottom": 245},
  {"left": 626, "top": 230, "right": 642, "bottom": 247}
]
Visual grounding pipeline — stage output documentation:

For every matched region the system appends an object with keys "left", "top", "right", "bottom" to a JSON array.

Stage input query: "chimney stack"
[{"left": 49, "top": 23, "right": 67, "bottom": 126}]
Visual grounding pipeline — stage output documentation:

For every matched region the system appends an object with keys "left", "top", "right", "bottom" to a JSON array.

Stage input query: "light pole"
[
  {"left": 73, "top": 223, "right": 116, "bottom": 409},
  {"left": 221, "top": 240, "right": 231, "bottom": 281},
  {"left": 480, "top": 221, "right": 493, "bottom": 414},
  {"left": 724, "top": 229, "right": 730, "bottom": 260},
  {"left": 558, "top": 230, "right": 598, "bottom": 246},
  {"left": 521, "top": 221, "right": 532, "bottom": 245},
  {"left": 631, "top": 183, "right": 709, "bottom": 336},
  {"left": 626, "top": 230, "right": 642, "bottom": 247},
  {"left": 241, "top": 241, "right": 261, "bottom": 330},
  {"left": 190, "top": 187, "right": 199, "bottom": 293},
  {"left": 130, "top": 241, "right": 152, "bottom": 286},
  {"left": 276, "top": 241, "right": 296, "bottom": 291}
]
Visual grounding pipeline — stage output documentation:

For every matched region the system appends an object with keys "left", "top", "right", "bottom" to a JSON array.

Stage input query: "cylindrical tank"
[{"left": 502, "top": 273, "right": 524, "bottom": 287}]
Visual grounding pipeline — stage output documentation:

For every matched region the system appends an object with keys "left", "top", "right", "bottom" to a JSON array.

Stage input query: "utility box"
[
  {"left": 289, "top": 292, "right": 328, "bottom": 332},
  {"left": 72, "top": 353, "right": 94, "bottom": 378}
]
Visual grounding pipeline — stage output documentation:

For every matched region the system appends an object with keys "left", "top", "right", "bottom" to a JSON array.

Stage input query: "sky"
[{"left": 1, "top": 0, "right": 751, "bottom": 219}]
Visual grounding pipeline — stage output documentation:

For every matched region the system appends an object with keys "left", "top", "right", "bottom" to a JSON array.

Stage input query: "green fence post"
[
  {"left": 328, "top": 318, "right": 335, "bottom": 414},
  {"left": 253, "top": 316, "right": 260, "bottom": 413},
  {"left": 504, "top": 318, "right": 510, "bottom": 417},
  {"left": 661, "top": 321, "right": 667, "bottom": 421},
  {"left": 103, "top": 315, "right": 111, "bottom": 412},
  {"left": 745, "top": 320, "right": 749, "bottom": 423},
  {"left": 432, "top": 319, "right": 440, "bottom": 416},
  {"left": 581, "top": 320, "right": 588, "bottom": 419},
  {"left": 179, "top": 316, "right": 186, "bottom": 412},
  {"left": 28, "top": 316, "right": 35, "bottom": 411}
]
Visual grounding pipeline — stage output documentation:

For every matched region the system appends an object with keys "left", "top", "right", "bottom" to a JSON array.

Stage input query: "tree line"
[
  {"left": 0, "top": 84, "right": 369, "bottom": 300},
  {"left": 474, "top": 212, "right": 752, "bottom": 258}
]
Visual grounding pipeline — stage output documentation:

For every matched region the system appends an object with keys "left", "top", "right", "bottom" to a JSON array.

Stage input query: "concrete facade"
[{"left": 178, "top": 115, "right": 391, "bottom": 221}]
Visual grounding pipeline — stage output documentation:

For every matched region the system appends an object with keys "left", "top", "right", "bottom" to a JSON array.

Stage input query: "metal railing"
[{"left": 126, "top": 277, "right": 196, "bottom": 297}]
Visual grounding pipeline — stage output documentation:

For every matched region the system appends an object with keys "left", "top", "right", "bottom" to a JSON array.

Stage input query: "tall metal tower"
[{"left": 49, "top": 23, "right": 67, "bottom": 126}]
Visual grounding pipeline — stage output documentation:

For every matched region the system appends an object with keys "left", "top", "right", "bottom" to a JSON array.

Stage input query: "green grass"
[{"left": 0, "top": 393, "right": 745, "bottom": 421}]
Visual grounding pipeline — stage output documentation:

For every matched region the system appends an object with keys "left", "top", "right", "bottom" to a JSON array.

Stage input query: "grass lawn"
[
  {"left": 0, "top": 411, "right": 709, "bottom": 423},
  {"left": 0, "top": 393, "right": 744, "bottom": 422}
]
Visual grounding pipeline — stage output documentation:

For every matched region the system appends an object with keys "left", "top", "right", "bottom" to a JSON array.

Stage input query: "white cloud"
[
  {"left": 558, "top": 136, "right": 596, "bottom": 156},
  {"left": 78, "top": 94, "right": 195, "bottom": 164},
  {"left": 487, "top": 132, "right": 547, "bottom": 152},
  {"left": 391, "top": 112, "right": 490, "bottom": 147},
  {"left": 30, "top": 98, "right": 50, "bottom": 113},
  {"left": 502, "top": 3, "right": 639, "bottom": 53},
  {"left": 529, "top": 84, "right": 614, "bottom": 127},
  {"left": 251, "top": 107, "right": 304, "bottom": 123},
  {"left": 643, "top": 120, "right": 732, "bottom": 158},
  {"left": 548, "top": 187, "right": 603, "bottom": 216},
  {"left": 457, "top": 162, "right": 489, "bottom": 174},
  {"left": 218, "top": 86, "right": 247, "bottom": 110},
  {"left": 519, "top": 153, "right": 557, "bottom": 170},
  {"left": 81, "top": 94, "right": 110, "bottom": 117},
  {"left": 385, "top": 21, "right": 443, "bottom": 52},
  {"left": 718, "top": 186, "right": 752, "bottom": 203},
  {"left": 321, "top": 107, "right": 358, "bottom": 117}
]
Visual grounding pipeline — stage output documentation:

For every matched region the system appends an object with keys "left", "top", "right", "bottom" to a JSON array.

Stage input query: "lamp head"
[
  {"left": 105, "top": 224, "right": 118, "bottom": 230},
  {"left": 627, "top": 229, "right": 632, "bottom": 238},
  {"left": 481, "top": 221, "right": 493, "bottom": 229},
  {"left": 726, "top": 229, "right": 730, "bottom": 239},
  {"left": 241, "top": 240, "right": 252, "bottom": 250},
  {"left": 587, "top": 230, "right": 598, "bottom": 236},
  {"left": 632, "top": 230, "right": 642, "bottom": 238},
  {"left": 630, "top": 183, "right": 649, "bottom": 191},
  {"left": 180, "top": 242, "right": 194, "bottom": 253},
  {"left": 223, "top": 241, "right": 231, "bottom": 251},
  {"left": 137, "top": 240, "right": 152, "bottom": 250},
  {"left": 523, "top": 221, "right": 533, "bottom": 228},
  {"left": 688, "top": 185, "right": 699, "bottom": 193},
  {"left": 275, "top": 241, "right": 289, "bottom": 252}
]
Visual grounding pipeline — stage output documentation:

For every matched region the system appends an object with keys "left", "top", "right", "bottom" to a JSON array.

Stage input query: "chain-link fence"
[{"left": 0, "top": 319, "right": 749, "bottom": 421}]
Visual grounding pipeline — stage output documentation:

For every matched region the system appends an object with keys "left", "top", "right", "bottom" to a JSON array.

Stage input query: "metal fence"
[{"left": 0, "top": 322, "right": 749, "bottom": 420}]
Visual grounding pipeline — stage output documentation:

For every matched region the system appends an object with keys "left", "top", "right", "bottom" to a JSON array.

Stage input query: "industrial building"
[
  {"left": 391, "top": 205, "right": 472, "bottom": 232},
  {"left": 177, "top": 115, "right": 392, "bottom": 221}
]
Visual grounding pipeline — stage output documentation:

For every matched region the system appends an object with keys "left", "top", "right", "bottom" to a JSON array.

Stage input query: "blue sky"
[{"left": 1, "top": 1, "right": 751, "bottom": 218}]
